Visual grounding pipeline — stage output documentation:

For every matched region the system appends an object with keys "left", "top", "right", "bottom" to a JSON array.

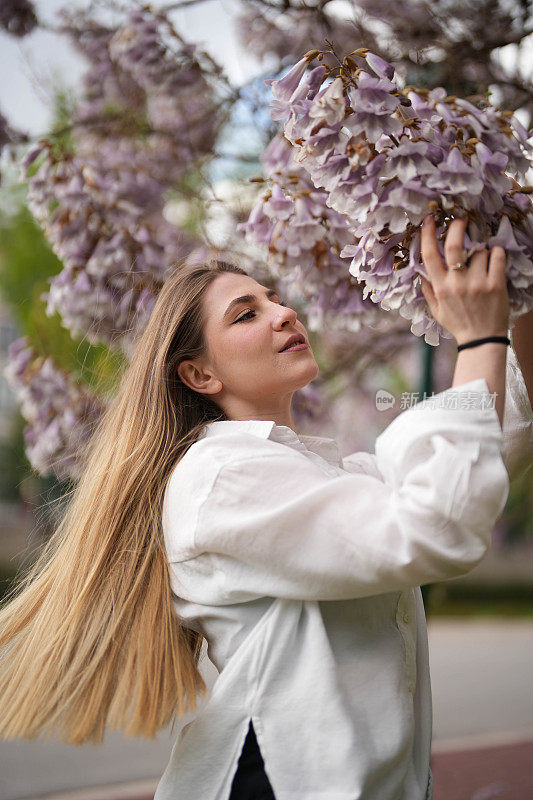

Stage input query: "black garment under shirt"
[{"left": 228, "top": 718, "right": 276, "bottom": 800}]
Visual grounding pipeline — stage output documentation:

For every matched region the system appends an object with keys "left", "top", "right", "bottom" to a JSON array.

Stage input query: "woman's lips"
[{"left": 279, "top": 343, "right": 309, "bottom": 353}]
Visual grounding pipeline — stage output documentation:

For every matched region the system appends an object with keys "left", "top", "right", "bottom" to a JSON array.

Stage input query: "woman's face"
[{"left": 179, "top": 271, "right": 319, "bottom": 419}]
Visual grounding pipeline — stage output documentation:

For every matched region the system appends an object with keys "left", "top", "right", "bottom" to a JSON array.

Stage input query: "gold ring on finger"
[{"left": 449, "top": 261, "right": 468, "bottom": 271}]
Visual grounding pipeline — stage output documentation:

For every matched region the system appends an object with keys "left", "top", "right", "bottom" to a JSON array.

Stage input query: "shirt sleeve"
[
  {"left": 342, "top": 338, "right": 533, "bottom": 485},
  {"left": 169, "top": 378, "right": 510, "bottom": 605}
]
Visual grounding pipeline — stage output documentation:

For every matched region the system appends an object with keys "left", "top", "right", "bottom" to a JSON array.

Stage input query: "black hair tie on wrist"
[{"left": 457, "top": 335, "right": 510, "bottom": 352}]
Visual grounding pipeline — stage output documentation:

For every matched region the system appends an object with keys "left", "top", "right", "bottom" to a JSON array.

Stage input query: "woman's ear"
[{"left": 177, "top": 360, "right": 223, "bottom": 396}]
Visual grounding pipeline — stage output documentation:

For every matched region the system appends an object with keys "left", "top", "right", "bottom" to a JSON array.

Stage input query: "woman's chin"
[{"left": 295, "top": 360, "right": 320, "bottom": 387}]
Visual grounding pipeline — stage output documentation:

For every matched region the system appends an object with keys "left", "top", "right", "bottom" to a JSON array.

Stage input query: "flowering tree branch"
[{"left": 0, "top": 0, "right": 532, "bottom": 483}]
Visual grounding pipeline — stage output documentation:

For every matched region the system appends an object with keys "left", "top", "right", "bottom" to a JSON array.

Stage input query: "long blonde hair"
[{"left": 0, "top": 260, "right": 248, "bottom": 744}]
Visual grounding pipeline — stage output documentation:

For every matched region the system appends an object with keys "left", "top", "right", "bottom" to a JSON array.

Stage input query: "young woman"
[{"left": 0, "top": 216, "right": 532, "bottom": 800}]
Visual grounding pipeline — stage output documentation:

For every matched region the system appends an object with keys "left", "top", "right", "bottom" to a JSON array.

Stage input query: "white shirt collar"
[{"left": 200, "top": 419, "right": 343, "bottom": 467}]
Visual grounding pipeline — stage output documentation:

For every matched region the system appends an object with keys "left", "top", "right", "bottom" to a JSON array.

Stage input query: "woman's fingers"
[
  {"left": 465, "top": 246, "right": 489, "bottom": 285},
  {"left": 419, "top": 213, "right": 509, "bottom": 342},
  {"left": 443, "top": 216, "right": 468, "bottom": 268},
  {"left": 420, "top": 215, "right": 447, "bottom": 285},
  {"left": 420, "top": 274, "right": 437, "bottom": 311},
  {"left": 420, "top": 212, "right": 507, "bottom": 299},
  {"left": 487, "top": 246, "right": 507, "bottom": 286}
]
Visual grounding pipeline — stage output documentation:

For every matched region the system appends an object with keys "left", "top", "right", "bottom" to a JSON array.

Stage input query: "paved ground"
[
  {"left": 427, "top": 618, "right": 533, "bottom": 741},
  {"left": 431, "top": 739, "right": 533, "bottom": 800},
  {"left": 429, "top": 619, "right": 533, "bottom": 800},
  {"left": 1, "top": 618, "right": 532, "bottom": 800},
  {"left": 9, "top": 739, "right": 533, "bottom": 800}
]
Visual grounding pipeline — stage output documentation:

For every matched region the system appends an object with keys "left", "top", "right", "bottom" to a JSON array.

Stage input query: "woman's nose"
[{"left": 274, "top": 303, "right": 298, "bottom": 327}]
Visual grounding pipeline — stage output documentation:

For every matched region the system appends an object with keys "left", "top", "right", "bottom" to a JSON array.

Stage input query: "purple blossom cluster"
[
  {"left": 60, "top": 7, "right": 221, "bottom": 172},
  {"left": 269, "top": 50, "right": 533, "bottom": 344},
  {"left": 4, "top": 338, "right": 106, "bottom": 480},
  {"left": 58, "top": 9, "right": 146, "bottom": 133},
  {"left": 16, "top": 7, "right": 233, "bottom": 354},
  {"left": 239, "top": 132, "right": 386, "bottom": 333},
  {"left": 21, "top": 141, "right": 193, "bottom": 355},
  {"left": 107, "top": 8, "right": 220, "bottom": 163}
]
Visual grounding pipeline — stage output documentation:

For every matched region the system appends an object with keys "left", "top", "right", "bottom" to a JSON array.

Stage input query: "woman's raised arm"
[
  {"left": 343, "top": 338, "right": 533, "bottom": 485},
  {"left": 163, "top": 383, "right": 509, "bottom": 605}
]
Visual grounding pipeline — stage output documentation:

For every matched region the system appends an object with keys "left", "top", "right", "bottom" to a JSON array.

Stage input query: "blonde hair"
[{"left": 0, "top": 260, "right": 248, "bottom": 744}]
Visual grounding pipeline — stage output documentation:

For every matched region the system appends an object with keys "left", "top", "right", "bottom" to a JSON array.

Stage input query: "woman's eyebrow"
[{"left": 222, "top": 288, "right": 278, "bottom": 320}]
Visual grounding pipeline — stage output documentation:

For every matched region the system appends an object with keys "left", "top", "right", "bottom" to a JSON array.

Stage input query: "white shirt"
[{"left": 155, "top": 343, "right": 533, "bottom": 800}]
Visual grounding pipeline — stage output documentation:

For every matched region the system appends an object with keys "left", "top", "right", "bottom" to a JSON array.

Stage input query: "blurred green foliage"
[
  {"left": 0, "top": 411, "right": 27, "bottom": 501},
  {"left": 503, "top": 465, "right": 533, "bottom": 547},
  {"left": 425, "top": 581, "right": 533, "bottom": 618}
]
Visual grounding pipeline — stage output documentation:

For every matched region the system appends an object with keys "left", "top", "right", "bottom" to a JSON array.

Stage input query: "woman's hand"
[{"left": 420, "top": 215, "right": 510, "bottom": 346}]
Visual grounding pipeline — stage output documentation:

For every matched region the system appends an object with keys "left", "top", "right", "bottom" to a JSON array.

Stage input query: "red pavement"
[{"left": 431, "top": 740, "right": 533, "bottom": 800}]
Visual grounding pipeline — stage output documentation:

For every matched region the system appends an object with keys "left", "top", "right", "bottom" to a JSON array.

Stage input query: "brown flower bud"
[{"left": 344, "top": 55, "right": 360, "bottom": 71}]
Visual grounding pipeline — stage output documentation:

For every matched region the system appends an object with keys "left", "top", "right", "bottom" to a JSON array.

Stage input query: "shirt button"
[{"left": 403, "top": 612, "right": 411, "bottom": 623}]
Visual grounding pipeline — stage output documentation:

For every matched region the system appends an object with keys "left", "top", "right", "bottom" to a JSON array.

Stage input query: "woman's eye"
[
  {"left": 234, "top": 299, "right": 285, "bottom": 323},
  {"left": 234, "top": 310, "right": 255, "bottom": 323}
]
